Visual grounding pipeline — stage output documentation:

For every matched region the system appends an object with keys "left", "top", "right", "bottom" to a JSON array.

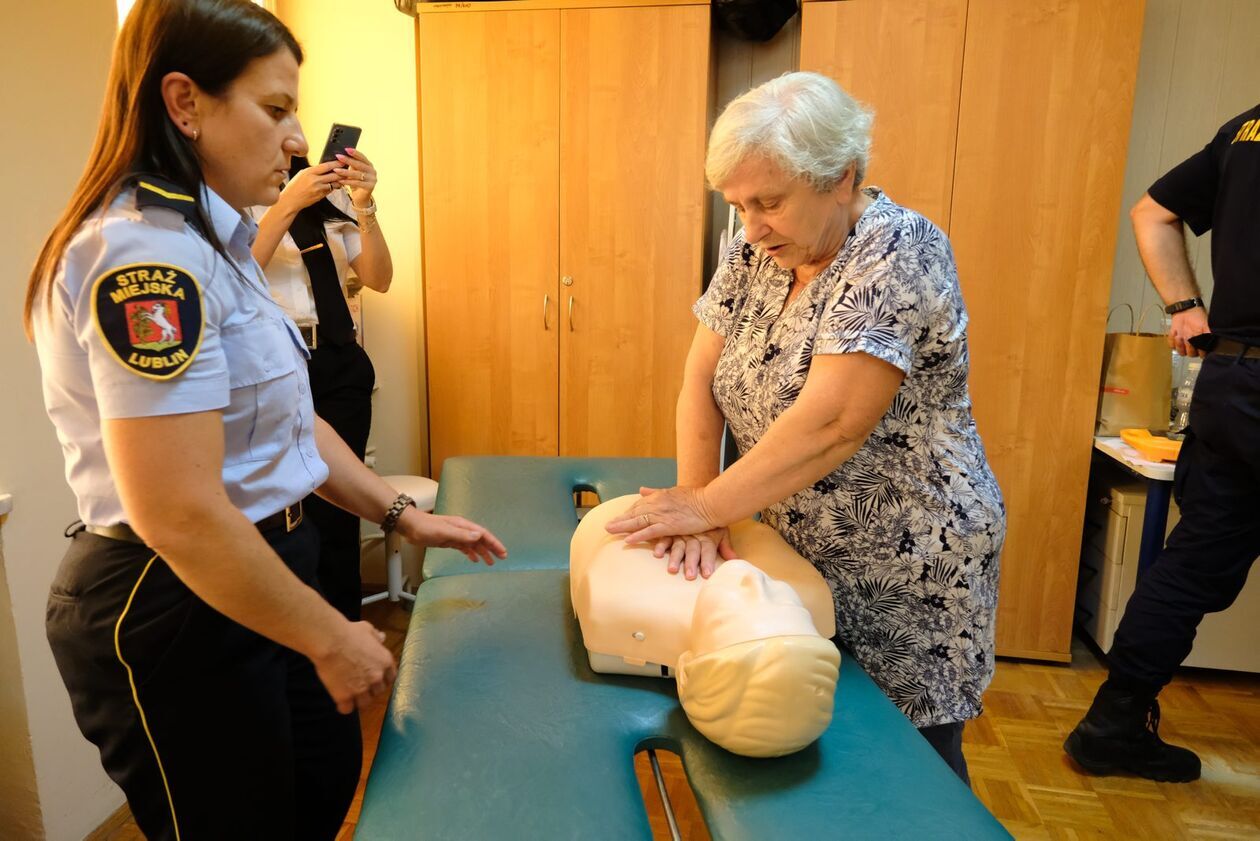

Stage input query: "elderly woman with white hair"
[{"left": 607, "top": 71, "right": 1005, "bottom": 782}]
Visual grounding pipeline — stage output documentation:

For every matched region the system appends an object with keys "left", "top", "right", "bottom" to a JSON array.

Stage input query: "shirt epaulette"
[{"left": 132, "top": 174, "right": 198, "bottom": 222}]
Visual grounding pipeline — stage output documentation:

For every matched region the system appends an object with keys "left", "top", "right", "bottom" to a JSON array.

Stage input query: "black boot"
[{"left": 1064, "top": 683, "right": 1201, "bottom": 782}]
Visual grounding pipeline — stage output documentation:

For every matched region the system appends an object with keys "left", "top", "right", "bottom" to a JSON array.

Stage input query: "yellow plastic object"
[{"left": 1120, "top": 428, "right": 1182, "bottom": 463}]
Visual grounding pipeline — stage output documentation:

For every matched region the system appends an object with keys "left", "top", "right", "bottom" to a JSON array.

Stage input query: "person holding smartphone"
[
  {"left": 24, "top": 2, "right": 504, "bottom": 837},
  {"left": 250, "top": 135, "right": 392, "bottom": 621}
]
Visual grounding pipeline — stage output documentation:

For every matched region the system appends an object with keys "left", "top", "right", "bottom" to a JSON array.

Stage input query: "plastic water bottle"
[{"left": 1169, "top": 357, "right": 1201, "bottom": 440}]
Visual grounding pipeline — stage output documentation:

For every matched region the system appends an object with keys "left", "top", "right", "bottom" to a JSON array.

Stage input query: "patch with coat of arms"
[{"left": 91, "top": 262, "right": 204, "bottom": 380}]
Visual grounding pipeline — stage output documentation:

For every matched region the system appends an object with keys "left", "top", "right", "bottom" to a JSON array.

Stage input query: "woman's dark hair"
[{"left": 24, "top": 0, "right": 302, "bottom": 337}]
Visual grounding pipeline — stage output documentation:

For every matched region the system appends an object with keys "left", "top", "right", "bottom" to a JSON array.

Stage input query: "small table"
[{"left": 1093, "top": 437, "right": 1175, "bottom": 576}]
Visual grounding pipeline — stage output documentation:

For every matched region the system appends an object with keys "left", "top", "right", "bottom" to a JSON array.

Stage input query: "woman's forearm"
[
  {"left": 149, "top": 499, "right": 349, "bottom": 660},
  {"left": 251, "top": 203, "right": 298, "bottom": 268},
  {"left": 312, "top": 415, "right": 398, "bottom": 523},
  {"left": 105, "top": 414, "right": 348, "bottom": 662},
  {"left": 701, "top": 402, "right": 863, "bottom": 526},
  {"left": 676, "top": 376, "right": 725, "bottom": 487},
  {"left": 698, "top": 353, "right": 904, "bottom": 527},
  {"left": 351, "top": 217, "right": 392, "bottom": 293}
]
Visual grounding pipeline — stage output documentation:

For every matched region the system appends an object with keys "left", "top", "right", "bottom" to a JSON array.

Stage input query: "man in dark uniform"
[{"left": 1065, "top": 105, "right": 1260, "bottom": 782}]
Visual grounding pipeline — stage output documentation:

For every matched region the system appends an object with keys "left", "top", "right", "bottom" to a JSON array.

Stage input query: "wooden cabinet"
[
  {"left": 418, "top": 0, "right": 709, "bottom": 474},
  {"left": 800, "top": 0, "right": 967, "bottom": 231},
  {"left": 802, "top": 0, "right": 1146, "bottom": 660}
]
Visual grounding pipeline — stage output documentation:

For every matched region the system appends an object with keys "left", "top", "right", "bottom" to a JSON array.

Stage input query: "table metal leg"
[{"left": 647, "top": 749, "right": 682, "bottom": 841}]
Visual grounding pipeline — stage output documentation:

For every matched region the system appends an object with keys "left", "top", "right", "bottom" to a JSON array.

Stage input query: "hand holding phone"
[{"left": 319, "top": 123, "right": 363, "bottom": 164}]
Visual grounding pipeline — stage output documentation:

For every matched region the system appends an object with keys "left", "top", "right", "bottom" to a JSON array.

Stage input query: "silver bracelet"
[{"left": 381, "top": 492, "right": 416, "bottom": 534}]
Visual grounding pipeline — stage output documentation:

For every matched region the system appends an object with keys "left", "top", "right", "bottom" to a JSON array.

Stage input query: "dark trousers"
[
  {"left": 1108, "top": 353, "right": 1260, "bottom": 693},
  {"left": 919, "top": 722, "right": 970, "bottom": 786},
  {"left": 307, "top": 341, "right": 375, "bottom": 621},
  {"left": 46, "top": 521, "right": 361, "bottom": 841}
]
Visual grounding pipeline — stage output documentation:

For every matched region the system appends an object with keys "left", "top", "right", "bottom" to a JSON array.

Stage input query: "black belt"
[
  {"left": 1209, "top": 337, "right": 1260, "bottom": 360},
  {"left": 297, "top": 323, "right": 355, "bottom": 350},
  {"left": 84, "top": 501, "right": 303, "bottom": 545}
]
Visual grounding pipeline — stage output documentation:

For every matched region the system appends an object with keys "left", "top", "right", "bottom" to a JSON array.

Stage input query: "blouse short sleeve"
[
  {"left": 693, "top": 231, "right": 754, "bottom": 337},
  {"left": 814, "top": 235, "right": 924, "bottom": 375}
]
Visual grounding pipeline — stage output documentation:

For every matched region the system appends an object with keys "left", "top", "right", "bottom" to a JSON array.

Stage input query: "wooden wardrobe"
[
  {"left": 417, "top": 0, "right": 710, "bottom": 474},
  {"left": 802, "top": 0, "right": 1146, "bottom": 660}
]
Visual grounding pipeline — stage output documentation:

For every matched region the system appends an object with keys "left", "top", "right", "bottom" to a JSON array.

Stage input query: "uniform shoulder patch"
[{"left": 90, "top": 262, "right": 205, "bottom": 380}]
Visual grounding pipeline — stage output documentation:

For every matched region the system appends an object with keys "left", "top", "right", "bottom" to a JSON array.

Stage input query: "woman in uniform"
[{"left": 23, "top": 2, "right": 505, "bottom": 838}]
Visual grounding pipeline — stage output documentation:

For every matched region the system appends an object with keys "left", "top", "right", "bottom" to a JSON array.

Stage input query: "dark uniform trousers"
[
  {"left": 1108, "top": 352, "right": 1260, "bottom": 691},
  {"left": 306, "top": 340, "right": 375, "bottom": 621},
  {"left": 46, "top": 519, "right": 361, "bottom": 841}
]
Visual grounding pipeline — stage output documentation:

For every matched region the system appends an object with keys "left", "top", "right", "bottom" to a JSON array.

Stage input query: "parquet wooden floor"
[{"left": 89, "top": 607, "right": 1260, "bottom": 841}]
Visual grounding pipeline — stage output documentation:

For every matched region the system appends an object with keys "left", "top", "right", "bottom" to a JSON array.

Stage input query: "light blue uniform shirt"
[{"left": 34, "top": 181, "right": 329, "bottom": 526}]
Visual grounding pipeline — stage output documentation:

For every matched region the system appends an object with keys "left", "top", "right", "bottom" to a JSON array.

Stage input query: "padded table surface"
[
  {"left": 424, "top": 456, "right": 676, "bottom": 579},
  {"left": 359, "top": 570, "right": 1010, "bottom": 840}
]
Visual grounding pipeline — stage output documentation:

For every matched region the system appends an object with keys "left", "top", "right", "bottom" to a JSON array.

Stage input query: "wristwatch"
[{"left": 1164, "top": 297, "right": 1204, "bottom": 315}]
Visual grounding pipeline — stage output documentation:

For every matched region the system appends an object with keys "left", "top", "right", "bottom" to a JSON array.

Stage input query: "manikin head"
[{"left": 677, "top": 560, "right": 840, "bottom": 758}]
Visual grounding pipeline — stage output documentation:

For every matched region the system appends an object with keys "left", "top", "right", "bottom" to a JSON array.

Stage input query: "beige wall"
[
  {"left": 275, "top": 0, "right": 427, "bottom": 483},
  {"left": 0, "top": 508, "right": 42, "bottom": 840},
  {"left": 0, "top": 2, "right": 126, "bottom": 839},
  {"left": 1109, "top": 0, "right": 1260, "bottom": 324}
]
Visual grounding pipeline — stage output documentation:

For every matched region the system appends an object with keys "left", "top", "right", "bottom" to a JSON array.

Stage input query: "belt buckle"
[{"left": 285, "top": 502, "right": 303, "bottom": 532}]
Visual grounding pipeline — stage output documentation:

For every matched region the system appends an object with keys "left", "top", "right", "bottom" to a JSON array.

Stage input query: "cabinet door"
[
  {"left": 799, "top": 0, "right": 967, "bottom": 231},
  {"left": 558, "top": 5, "right": 710, "bottom": 458},
  {"left": 949, "top": 0, "right": 1145, "bottom": 660},
  {"left": 419, "top": 10, "right": 561, "bottom": 475}
]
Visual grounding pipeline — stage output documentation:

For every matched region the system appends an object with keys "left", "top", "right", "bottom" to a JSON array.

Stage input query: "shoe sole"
[{"left": 1063, "top": 732, "right": 1201, "bottom": 783}]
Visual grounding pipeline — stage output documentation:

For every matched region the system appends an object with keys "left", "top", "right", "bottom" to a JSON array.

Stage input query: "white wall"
[
  {"left": 1109, "top": 0, "right": 1260, "bottom": 324},
  {"left": 0, "top": 2, "right": 126, "bottom": 839}
]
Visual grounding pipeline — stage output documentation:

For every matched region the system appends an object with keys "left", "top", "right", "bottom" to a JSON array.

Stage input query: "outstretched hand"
[{"left": 395, "top": 508, "right": 507, "bottom": 566}]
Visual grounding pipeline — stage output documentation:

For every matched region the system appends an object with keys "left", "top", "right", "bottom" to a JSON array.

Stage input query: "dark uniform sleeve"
[
  {"left": 1145, "top": 109, "right": 1260, "bottom": 236},
  {"left": 1148, "top": 144, "right": 1219, "bottom": 236}
]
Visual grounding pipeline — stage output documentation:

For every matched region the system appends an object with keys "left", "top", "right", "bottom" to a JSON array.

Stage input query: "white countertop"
[{"left": 1094, "top": 436, "right": 1176, "bottom": 482}]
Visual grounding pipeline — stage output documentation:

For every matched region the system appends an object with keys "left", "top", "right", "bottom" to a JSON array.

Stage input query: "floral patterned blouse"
[{"left": 696, "top": 188, "right": 1005, "bottom": 727}]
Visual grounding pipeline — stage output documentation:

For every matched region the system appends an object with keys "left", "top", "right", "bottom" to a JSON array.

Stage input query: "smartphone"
[{"left": 319, "top": 123, "right": 362, "bottom": 164}]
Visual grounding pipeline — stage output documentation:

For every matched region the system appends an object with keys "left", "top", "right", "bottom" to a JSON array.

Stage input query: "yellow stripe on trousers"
[{"left": 114, "top": 554, "right": 182, "bottom": 841}]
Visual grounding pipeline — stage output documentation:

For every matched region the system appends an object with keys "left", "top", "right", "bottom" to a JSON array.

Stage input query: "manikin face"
[
  {"left": 719, "top": 155, "right": 858, "bottom": 274},
  {"left": 196, "top": 49, "right": 308, "bottom": 209},
  {"left": 690, "top": 559, "right": 821, "bottom": 655}
]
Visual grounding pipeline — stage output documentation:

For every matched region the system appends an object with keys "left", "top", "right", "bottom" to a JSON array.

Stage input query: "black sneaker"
[{"left": 1064, "top": 685, "right": 1201, "bottom": 782}]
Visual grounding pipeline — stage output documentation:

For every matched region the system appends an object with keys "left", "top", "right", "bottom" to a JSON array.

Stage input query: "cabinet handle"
[
  {"left": 568, "top": 296, "right": 575, "bottom": 331},
  {"left": 543, "top": 293, "right": 550, "bottom": 330}
]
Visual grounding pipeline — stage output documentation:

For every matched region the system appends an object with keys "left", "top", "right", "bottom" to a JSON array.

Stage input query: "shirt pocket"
[{"left": 220, "top": 317, "right": 301, "bottom": 464}]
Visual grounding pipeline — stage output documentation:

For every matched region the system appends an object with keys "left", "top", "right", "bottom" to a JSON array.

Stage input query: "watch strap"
[{"left": 1164, "top": 297, "right": 1204, "bottom": 315}]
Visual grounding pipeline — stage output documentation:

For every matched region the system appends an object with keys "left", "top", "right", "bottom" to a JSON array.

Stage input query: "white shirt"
[{"left": 248, "top": 187, "right": 362, "bottom": 327}]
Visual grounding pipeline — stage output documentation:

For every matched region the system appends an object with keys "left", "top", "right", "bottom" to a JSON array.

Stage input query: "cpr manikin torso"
[{"left": 570, "top": 495, "right": 841, "bottom": 757}]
